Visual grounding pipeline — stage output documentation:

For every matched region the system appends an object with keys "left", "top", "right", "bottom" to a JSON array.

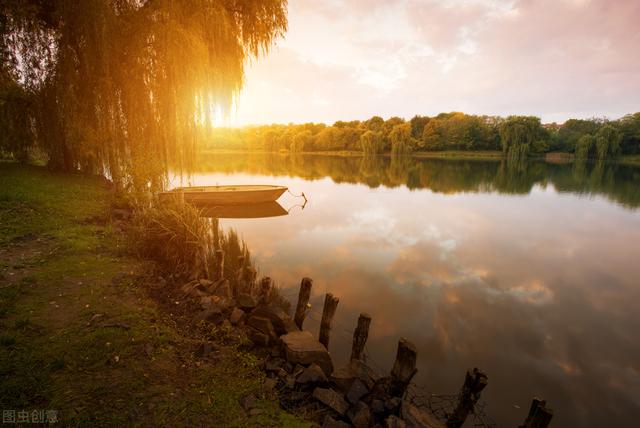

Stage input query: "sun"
[{"left": 194, "top": 93, "right": 246, "bottom": 128}]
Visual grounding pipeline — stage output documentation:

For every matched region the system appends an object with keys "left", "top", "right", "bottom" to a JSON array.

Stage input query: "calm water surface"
[{"left": 174, "top": 154, "right": 640, "bottom": 427}]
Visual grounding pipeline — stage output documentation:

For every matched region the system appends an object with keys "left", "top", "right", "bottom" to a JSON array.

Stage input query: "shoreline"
[
  {"left": 0, "top": 163, "right": 306, "bottom": 427},
  {"left": 197, "top": 149, "right": 640, "bottom": 164},
  {"left": 1, "top": 162, "right": 560, "bottom": 427}
]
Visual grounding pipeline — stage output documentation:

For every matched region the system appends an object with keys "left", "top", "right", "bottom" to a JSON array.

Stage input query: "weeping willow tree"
[
  {"left": 574, "top": 125, "right": 621, "bottom": 160},
  {"left": 1, "top": 0, "right": 287, "bottom": 191},
  {"left": 498, "top": 116, "right": 549, "bottom": 161}
]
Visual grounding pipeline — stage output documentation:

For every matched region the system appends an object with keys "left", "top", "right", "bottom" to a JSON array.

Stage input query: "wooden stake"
[
  {"left": 293, "top": 277, "right": 313, "bottom": 329},
  {"left": 519, "top": 398, "right": 553, "bottom": 428},
  {"left": 231, "top": 256, "right": 245, "bottom": 298},
  {"left": 214, "top": 249, "right": 224, "bottom": 281},
  {"left": 391, "top": 338, "right": 418, "bottom": 385},
  {"left": 319, "top": 293, "right": 339, "bottom": 348},
  {"left": 259, "top": 276, "right": 272, "bottom": 305},
  {"left": 350, "top": 313, "right": 372, "bottom": 361},
  {"left": 446, "top": 368, "right": 488, "bottom": 428},
  {"left": 243, "top": 266, "right": 257, "bottom": 292}
]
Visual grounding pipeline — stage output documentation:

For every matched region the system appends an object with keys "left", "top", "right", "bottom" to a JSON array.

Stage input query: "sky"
[{"left": 229, "top": 0, "right": 640, "bottom": 126}]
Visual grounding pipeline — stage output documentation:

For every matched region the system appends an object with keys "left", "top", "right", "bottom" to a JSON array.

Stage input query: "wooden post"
[
  {"left": 214, "top": 249, "right": 224, "bottom": 281},
  {"left": 391, "top": 338, "right": 417, "bottom": 384},
  {"left": 319, "top": 293, "right": 339, "bottom": 349},
  {"left": 350, "top": 313, "right": 371, "bottom": 361},
  {"left": 446, "top": 368, "right": 488, "bottom": 428},
  {"left": 519, "top": 398, "right": 553, "bottom": 428},
  {"left": 293, "top": 277, "right": 313, "bottom": 329},
  {"left": 259, "top": 276, "right": 272, "bottom": 305},
  {"left": 231, "top": 256, "right": 244, "bottom": 298},
  {"left": 242, "top": 266, "right": 257, "bottom": 293}
]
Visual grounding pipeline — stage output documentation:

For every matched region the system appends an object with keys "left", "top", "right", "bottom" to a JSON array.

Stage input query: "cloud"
[{"left": 233, "top": 0, "right": 640, "bottom": 125}]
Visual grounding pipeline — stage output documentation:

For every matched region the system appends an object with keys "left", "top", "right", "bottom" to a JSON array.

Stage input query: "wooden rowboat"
[{"left": 159, "top": 185, "right": 287, "bottom": 205}]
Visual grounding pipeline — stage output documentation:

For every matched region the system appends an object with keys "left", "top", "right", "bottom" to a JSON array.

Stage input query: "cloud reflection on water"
[{"left": 175, "top": 156, "right": 640, "bottom": 426}]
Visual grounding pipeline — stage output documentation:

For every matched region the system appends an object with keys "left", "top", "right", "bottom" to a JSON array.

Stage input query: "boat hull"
[{"left": 159, "top": 185, "right": 287, "bottom": 205}]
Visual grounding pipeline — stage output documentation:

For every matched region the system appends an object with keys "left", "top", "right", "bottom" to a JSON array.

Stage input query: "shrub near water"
[{"left": 129, "top": 199, "right": 219, "bottom": 280}]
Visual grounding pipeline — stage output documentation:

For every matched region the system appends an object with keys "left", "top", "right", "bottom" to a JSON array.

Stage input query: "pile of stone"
[
  {"left": 180, "top": 276, "right": 443, "bottom": 427},
  {"left": 181, "top": 276, "right": 297, "bottom": 345}
]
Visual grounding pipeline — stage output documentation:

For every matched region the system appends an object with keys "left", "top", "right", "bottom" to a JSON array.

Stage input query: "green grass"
[{"left": 0, "top": 163, "right": 307, "bottom": 427}]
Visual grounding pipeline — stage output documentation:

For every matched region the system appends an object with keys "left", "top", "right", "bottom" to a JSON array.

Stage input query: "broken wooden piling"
[
  {"left": 390, "top": 338, "right": 417, "bottom": 396},
  {"left": 242, "top": 266, "right": 257, "bottom": 293},
  {"left": 519, "top": 398, "right": 553, "bottom": 428},
  {"left": 294, "top": 277, "right": 313, "bottom": 329},
  {"left": 446, "top": 367, "right": 488, "bottom": 428},
  {"left": 214, "top": 249, "right": 224, "bottom": 281},
  {"left": 350, "top": 313, "right": 371, "bottom": 361},
  {"left": 259, "top": 276, "right": 272, "bottom": 305},
  {"left": 319, "top": 293, "right": 339, "bottom": 348}
]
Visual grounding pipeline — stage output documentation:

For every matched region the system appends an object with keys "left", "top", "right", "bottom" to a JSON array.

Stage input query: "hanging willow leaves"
[{"left": 1, "top": 0, "right": 287, "bottom": 191}]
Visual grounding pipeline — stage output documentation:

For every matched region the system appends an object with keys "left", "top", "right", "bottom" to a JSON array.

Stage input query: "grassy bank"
[{"left": 0, "top": 163, "right": 306, "bottom": 427}]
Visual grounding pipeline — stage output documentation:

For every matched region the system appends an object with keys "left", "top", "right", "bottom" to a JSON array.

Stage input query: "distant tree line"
[{"left": 204, "top": 112, "right": 640, "bottom": 159}]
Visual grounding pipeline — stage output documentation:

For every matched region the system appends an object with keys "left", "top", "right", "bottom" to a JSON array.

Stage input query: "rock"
[
  {"left": 229, "top": 308, "right": 245, "bottom": 325},
  {"left": 347, "top": 402, "right": 371, "bottom": 428},
  {"left": 401, "top": 401, "right": 444, "bottom": 428},
  {"left": 265, "top": 357, "right": 285, "bottom": 372},
  {"left": 247, "top": 316, "right": 277, "bottom": 341},
  {"left": 296, "top": 363, "right": 328, "bottom": 384},
  {"left": 211, "top": 296, "right": 234, "bottom": 313},
  {"left": 293, "top": 364, "right": 305, "bottom": 377},
  {"left": 281, "top": 331, "right": 334, "bottom": 376},
  {"left": 199, "top": 278, "right": 214, "bottom": 288},
  {"left": 370, "top": 399, "right": 385, "bottom": 415},
  {"left": 194, "top": 306, "right": 224, "bottom": 324},
  {"left": 181, "top": 281, "right": 208, "bottom": 298},
  {"left": 251, "top": 305, "right": 299, "bottom": 336},
  {"left": 385, "top": 397, "right": 401, "bottom": 414},
  {"left": 347, "top": 378, "right": 369, "bottom": 404},
  {"left": 248, "top": 408, "right": 263, "bottom": 417},
  {"left": 331, "top": 359, "right": 379, "bottom": 392},
  {"left": 288, "top": 391, "right": 309, "bottom": 402},
  {"left": 269, "top": 345, "right": 282, "bottom": 357},
  {"left": 385, "top": 415, "right": 407, "bottom": 428},
  {"left": 313, "top": 387, "right": 349, "bottom": 415},
  {"left": 264, "top": 377, "right": 277, "bottom": 392},
  {"left": 199, "top": 296, "right": 214, "bottom": 310},
  {"left": 211, "top": 279, "right": 231, "bottom": 299},
  {"left": 285, "top": 375, "right": 296, "bottom": 389},
  {"left": 248, "top": 328, "right": 270, "bottom": 346},
  {"left": 322, "top": 415, "right": 351, "bottom": 428},
  {"left": 239, "top": 394, "right": 256, "bottom": 412},
  {"left": 237, "top": 292, "right": 258, "bottom": 311}
]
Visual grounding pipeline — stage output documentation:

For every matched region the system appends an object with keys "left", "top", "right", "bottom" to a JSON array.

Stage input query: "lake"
[{"left": 173, "top": 153, "right": 640, "bottom": 427}]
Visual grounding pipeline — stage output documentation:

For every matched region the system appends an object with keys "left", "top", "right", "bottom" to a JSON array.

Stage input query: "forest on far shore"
[{"left": 205, "top": 112, "right": 640, "bottom": 160}]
